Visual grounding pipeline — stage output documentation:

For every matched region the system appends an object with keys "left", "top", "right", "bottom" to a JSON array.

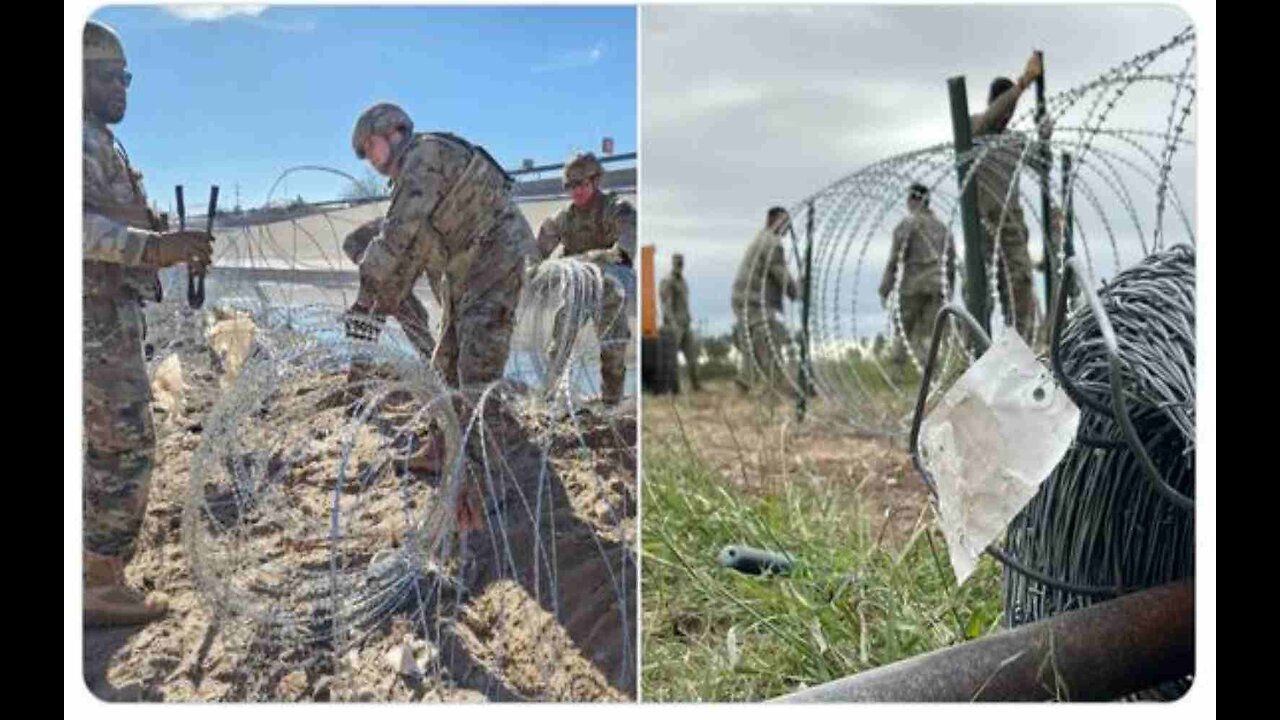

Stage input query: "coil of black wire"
[{"left": 1002, "top": 244, "right": 1195, "bottom": 699}]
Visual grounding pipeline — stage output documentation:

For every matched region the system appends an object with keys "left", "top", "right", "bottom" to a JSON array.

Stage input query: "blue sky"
[{"left": 86, "top": 5, "right": 636, "bottom": 212}]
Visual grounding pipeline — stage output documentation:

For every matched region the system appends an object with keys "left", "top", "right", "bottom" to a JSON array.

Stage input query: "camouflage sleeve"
[
  {"left": 83, "top": 141, "right": 153, "bottom": 265},
  {"left": 971, "top": 80, "right": 1024, "bottom": 136},
  {"left": 880, "top": 221, "right": 908, "bottom": 298},
  {"left": 342, "top": 218, "right": 383, "bottom": 264},
  {"left": 659, "top": 277, "right": 674, "bottom": 324},
  {"left": 357, "top": 145, "right": 446, "bottom": 311},
  {"left": 83, "top": 211, "right": 152, "bottom": 265},
  {"left": 536, "top": 211, "right": 564, "bottom": 258},
  {"left": 608, "top": 197, "right": 637, "bottom": 262},
  {"left": 768, "top": 239, "right": 798, "bottom": 301}
]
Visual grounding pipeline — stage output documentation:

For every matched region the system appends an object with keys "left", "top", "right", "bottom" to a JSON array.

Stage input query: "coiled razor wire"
[
  {"left": 904, "top": 245, "right": 1195, "bottom": 700},
  {"left": 140, "top": 167, "right": 637, "bottom": 700},
  {"left": 1002, "top": 245, "right": 1194, "bottom": 699},
  {"left": 735, "top": 27, "right": 1195, "bottom": 438}
]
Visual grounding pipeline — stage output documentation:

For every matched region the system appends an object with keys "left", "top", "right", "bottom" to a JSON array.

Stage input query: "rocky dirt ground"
[{"left": 83, "top": 314, "right": 637, "bottom": 702}]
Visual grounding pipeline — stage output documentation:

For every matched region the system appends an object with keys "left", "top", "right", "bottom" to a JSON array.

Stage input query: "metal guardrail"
[
  {"left": 508, "top": 151, "right": 637, "bottom": 177},
  {"left": 207, "top": 153, "right": 637, "bottom": 228}
]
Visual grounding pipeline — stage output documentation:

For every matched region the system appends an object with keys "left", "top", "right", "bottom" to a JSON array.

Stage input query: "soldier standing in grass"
[
  {"left": 730, "top": 206, "right": 798, "bottom": 393},
  {"left": 660, "top": 253, "right": 701, "bottom": 392},
  {"left": 879, "top": 183, "right": 955, "bottom": 370}
]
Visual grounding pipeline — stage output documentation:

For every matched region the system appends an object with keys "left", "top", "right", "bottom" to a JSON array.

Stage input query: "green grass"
[{"left": 641, "top": 444, "right": 1004, "bottom": 702}]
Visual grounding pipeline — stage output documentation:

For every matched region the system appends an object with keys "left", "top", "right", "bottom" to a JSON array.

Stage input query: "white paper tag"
[{"left": 920, "top": 331, "right": 1080, "bottom": 584}]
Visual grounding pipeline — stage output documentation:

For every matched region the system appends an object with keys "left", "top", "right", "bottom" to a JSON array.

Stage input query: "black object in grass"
[{"left": 718, "top": 545, "right": 794, "bottom": 576}]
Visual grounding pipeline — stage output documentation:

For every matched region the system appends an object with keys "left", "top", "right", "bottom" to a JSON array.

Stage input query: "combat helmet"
[
  {"left": 563, "top": 152, "right": 604, "bottom": 188},
  {"left": 84, "top": 20, "right": 126, "bottom": 63},
  {"left": 352, "top": 102, "right": 415, "bottom": 160}
]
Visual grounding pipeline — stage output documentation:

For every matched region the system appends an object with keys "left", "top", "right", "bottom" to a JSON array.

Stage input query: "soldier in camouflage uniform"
[
  {"left": 879, "top": 183, "right": 956, "bottom": 368},
  {"left": 536, "top": 152, "right": 636, "bottom": 406},
  {"left": 970, "top": 51, "right": 1049, "bottom": 344},
  {"left": 659, "top": 253, "right": 700, "bottom": 391},
  {"left": 342, "top": 217, "right": 436, "bottom": 364},
  {"left": 345, "top": 103, "right": 538, "bottom": 389},
  {"left": 731, "top": 207, "right": 798, "bottom": 393},
  {"left": 82, "top": 20, "right": 215, "bottom": 626}
]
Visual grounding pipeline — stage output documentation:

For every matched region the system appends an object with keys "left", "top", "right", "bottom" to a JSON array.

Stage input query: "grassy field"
[{"left": 640, "top": 383, "right": 1003, "bottom": 701}]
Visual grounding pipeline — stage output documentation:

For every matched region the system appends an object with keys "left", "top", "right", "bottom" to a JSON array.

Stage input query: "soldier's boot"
[
  {"left": 599, "top": 332, "right": 629, "bottom": 406},
  {"left": 406, "top": 425, "right": 448, "bottom": 475},
  {"left": 84, "top": 551, "right": 168, "bottom": 628},
  {"left": 601, "top": 371, "right": 625, "bottom": 407},
  {"left": 686, "top": 352, "right": 703, "bottom": 392}
]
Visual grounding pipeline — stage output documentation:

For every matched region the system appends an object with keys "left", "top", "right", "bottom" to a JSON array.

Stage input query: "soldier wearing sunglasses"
[{"left": 82, "top": 20, "right": 215, "bottom": 627}]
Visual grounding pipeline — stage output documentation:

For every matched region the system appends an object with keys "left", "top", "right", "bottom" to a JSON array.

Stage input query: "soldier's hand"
[
  {"left": 147, "top": 230, "right": 215, "bottom": 268},
  {"left": 344, "top": 303, "right": 385, "bottom": 342},
  {"left": 582, "top": 247, "right": 625, "bottom": 266},
  {"left": 1022, "top": 52, "right": 1043, "bottom": 86}
]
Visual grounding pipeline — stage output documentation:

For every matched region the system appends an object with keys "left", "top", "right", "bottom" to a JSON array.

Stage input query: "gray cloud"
[{"left": 641, "top": 4, "right": 1197, "bottom": 335}]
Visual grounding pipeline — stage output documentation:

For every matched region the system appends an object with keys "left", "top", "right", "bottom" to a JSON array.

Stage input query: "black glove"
[{"left": 344, "top": 304, "right": 386, "bottom": 342}]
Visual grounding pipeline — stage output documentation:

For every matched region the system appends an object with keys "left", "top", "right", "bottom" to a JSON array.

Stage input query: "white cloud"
[
  {"left": 162, "top": 5, "right": 267, "bottom": 23},
  {"left": 533, "top": 41, "right": 605, "bottom": 74}
]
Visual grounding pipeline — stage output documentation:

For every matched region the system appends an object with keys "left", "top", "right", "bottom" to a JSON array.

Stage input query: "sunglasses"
[
  {"left": 92, "top": 68, "right": 133, "bottom": 88},
  {"left": 565, "top": 179, "right": 589, "bottom": 190}
]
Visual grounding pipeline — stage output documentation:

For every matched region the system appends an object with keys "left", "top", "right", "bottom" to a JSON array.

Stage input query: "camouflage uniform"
[
  {"left": 659, "top": 266, "right": 700, "bottom": 390},
  {"left": 971, "top": 90, "right": 1045, "bottom": 344},
  {"left": 83, "top": 113, "right": 162, "bottom": 560},
  {"left": 355, "top": 132, "right": 538, "bottom": 388},
  {"left": 730, "top": 223, "right": 797, "bottom": 389},
  {"left": 537, "top": 191, "right": 636, "bottom": 405},
  {"left": 879, "top": 206, "right": 955, "bottom": 364},
  {"left": 342, "top": 217, "right": 436, "bottom": 363}
]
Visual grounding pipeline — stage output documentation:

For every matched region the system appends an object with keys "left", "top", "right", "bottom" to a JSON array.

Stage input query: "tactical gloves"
[{"left": 344, "top": 303, "right": 387, "bottom": 342}]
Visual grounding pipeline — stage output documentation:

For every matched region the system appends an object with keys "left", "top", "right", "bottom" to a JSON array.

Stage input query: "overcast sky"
[{"left": 642, "top": 4, "right": 1196, "bottom": 335}]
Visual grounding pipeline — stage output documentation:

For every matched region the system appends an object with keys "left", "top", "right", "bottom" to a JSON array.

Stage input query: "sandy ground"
[
  {"left": 642, "top": 379, "right": 930, "bottom": 547},
  {"left": 83, "top": 325, "right": 636, "bottom": 702}
]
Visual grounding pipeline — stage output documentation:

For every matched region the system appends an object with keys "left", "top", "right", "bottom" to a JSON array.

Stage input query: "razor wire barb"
[
  {"left": 734, "top": 27, "right": 1195, "bottom": 439},
  {"left": 730, "top": 29, "right": 1196, "bottom": 700},
  {"left": 140, "top": 167, "right": 638, "bottom": 700}
]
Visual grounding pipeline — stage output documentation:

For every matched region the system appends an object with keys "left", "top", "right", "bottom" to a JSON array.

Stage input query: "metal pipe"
[
  {"left": 1035, "top": 50, "right": 1055, "bottom": 325},
  {"left": 772, "top": 579, "right": 1193, "bottom": 702},
  {"left": 948, "top": 76, "right": 991, "bottom": 336},
  {"left": 797, "top": 200, "right": 815, "bottom": 421}
]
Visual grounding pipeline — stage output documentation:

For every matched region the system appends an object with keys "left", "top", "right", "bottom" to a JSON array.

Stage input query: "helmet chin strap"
[{"left": 386, "top": 132, "right": 413, "bottom": 176}]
